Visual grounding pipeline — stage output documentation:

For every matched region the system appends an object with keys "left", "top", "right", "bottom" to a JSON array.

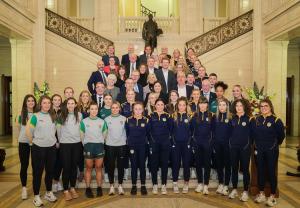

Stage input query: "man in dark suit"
[
  {"left": 175, "top": 71, "right": 193, "bottom": 100},
  {"left": 91, "top": 82, "right": 106, "bottom": 111},
  {"left": 102, "top": 45, "right": 120, "bottom": 66},
  {"left": 130, "top": 70, "right": 144, "bottom": 102},
  {"left": 117, "top": 78, "right": 143, "bottom": 103},
  {"left": 87, "top": 60, "right": 107, "bottom": 94},
  {"left": 139, "top": 45, "right": 152, "bottom": 65},
  {"left": 201, "top": 78, "right": 217, "bottom": 106},
  {"left": 125, "top": 54, "right": 140, "bottom": 78},
  {"left": 147, "top": 56, "right": 158, "bottom": 74},
  {"left": 154, "top": 57, "right": 177, "bottom": 95},
  {"left": 121, "top": 44, "right": 138, "bottom": 65}
]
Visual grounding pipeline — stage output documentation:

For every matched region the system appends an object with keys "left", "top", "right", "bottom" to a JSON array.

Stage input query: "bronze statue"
[{"left": 142, "top": 14, "right": 162, "bottom": 49}]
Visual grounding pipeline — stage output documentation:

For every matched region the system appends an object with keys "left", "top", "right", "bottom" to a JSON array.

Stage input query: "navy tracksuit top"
[
  {"left": 190, "top": 111, "right": 213, "bottom": 145},
  {"left": 121, "top": 102, "right": 133, "bottom": 118},
  {"left": 125, "top": 116, "right": 150, "bottom": 146},
  {"left": 254, "top": 115, "right": 285, "bottom": 149},
  {"left": 172, "top": 113, "right": 191, "bottom": 143},
  {"left": 148, "top": 112, "right": 173, "bottom": 144},
  {"left": 212, "top": 112, "right": 232, "bottom": 144}
]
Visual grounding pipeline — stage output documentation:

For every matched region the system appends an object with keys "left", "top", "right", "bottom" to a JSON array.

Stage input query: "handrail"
[
  {"left": 45, "top": 9, "right": 113, "bottom": 56},
  {"left": 140, "top": 4, "right": 156, "bottom": 17},
  {"left": 186, "top": 10, "right": 253, "bottom": 56}
]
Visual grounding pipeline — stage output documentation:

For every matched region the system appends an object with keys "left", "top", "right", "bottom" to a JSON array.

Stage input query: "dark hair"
[
  {"left": 209, "top": 73, "right": 217, "bottom": 78},
  {"left": 138, "top": 64, "right": 148, "bottom": 75},
  {"left": 168, "top": 90, "right": 179, "bottom": 103},
  {"left": 89, "top": 101, "right": 98, "bottom": 109},
  {"left": 51, "top": 94, "right": 62, "bottom": 104},
  {"left": 215, "top": 81, "right": 228, "bottom": 91},
  {"left": 259, "top": 98, "right": 275, "bottom": 115},
  {"left": 195, "top": 101, "right": 212, "bottom": 123},
  {"left": 153, "top": 81, "right": 162, "bottom": 92},
  {"left": 60, "top": 97, "right": 80, "bottom": 124},
  {"left": 20, "top": 94, "right": 38, "bottom": 125},
  {"left": 161, "top": 57, "right": 170, "bottom": 63},
  {"left": 232, "top": 98, "right": 251, "bottom": 116},
  {"left": 38, "top": 95, "right": 56, "bottom": 122},
  {"left": 155, "top": 98, "right": 165, "bottom": 106},
  {"left": 187, "top": 48, "right": 195, "bottom": 53},
  {"left": 186, "top": 72, "right": 195, "bottom": 77}
]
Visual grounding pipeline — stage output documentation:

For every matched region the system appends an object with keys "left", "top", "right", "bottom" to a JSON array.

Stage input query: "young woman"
[
  {"left": 104, "top": 101, "right": 127, "bottom": 195},
  {"left": 145, "top": 81, "right": 168, "bottom": 105},
  {"left": 145, "top": 92, "right": 158, "bottom": 116},
  {"left": 56, "top": 97, "right": 82, "bottom": 201},
  {"left": 16, "top": 94, "right": 37, "bottom": 200},
  {"left": 212, "top": 98, "right": 232, "bottom": 196},
  {"left": 190, "top": 97, "right": 213, "bottom": 195},
  {"left": 26, "top": 95, "right": 57, "bottom": 207},
  {"left": 51, "top": 94, "right": 63, "bottom": 193},
  {"left": 229, "top": 99, "right": 255, "bottom": 202},
  {"left": 165, "top": 91, "right": 179, "bottom": 115},
  {"left": 121, "top": 89, "right": 136, "bottom": 118},
  {"left": 105, "top": 74, "right": 120, "bottom": 101},
  {"left": 115, "top": 65, "right": 127, "bottom": 88},
  {"left": 171, "top": 97, "right": 192, "bottom": 194},
  {"left": 125, "top": 102, "right": 150, "bottom": 195},
  {"left": 80, "top": 102, "right": 108, "bottom": 198},
  {"left": 149, "top": 99, "right": 173, "bottom": 195},
  {"left": 99, "top": 93, "right": 113, "bottom": 119},
  {"left": 254, "top": 99, "right": 285, "bottom": 207},
  {"left": 138, "top": 64, "right": 148, "bottom": 87},
  {"left": 189, "top": 89, "right": 201, "bottom": 112},
  {"left": 170, "top": 49, "right": 181, "bottom": 70},
  {"left": 210, "top": 81, "right": 228, "bottom": 113},
  {"left": 103, "top": 57, "right": 119, "bottom": 74},
  {"left": 143, "top": 73, "right": 157, "bottom": 100}
]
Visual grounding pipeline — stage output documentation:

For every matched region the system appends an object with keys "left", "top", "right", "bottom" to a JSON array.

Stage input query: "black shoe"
[
  {"left": 85, "top": 187, "right": 94, "bottom": 198},
  {"left": 131, "top": 185, "right": 137, "bottom": 195},
  {"left": 141, "top": 185, "right": 148, "bottom": 195},
  {"left": 97, "top": 187, "right": 103, "bottom": 197}
]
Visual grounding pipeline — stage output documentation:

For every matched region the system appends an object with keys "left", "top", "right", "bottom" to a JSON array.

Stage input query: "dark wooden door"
[
  {"left": 1, "top": 75, "right": 12, "bottom": 135},
  {"left": 286, "top": 76, "right": 293, "bottom": 136}
]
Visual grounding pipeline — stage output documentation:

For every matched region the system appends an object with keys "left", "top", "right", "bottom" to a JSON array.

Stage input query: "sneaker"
[
  {"left": 161, "top": 184, "right": 167, "bottom": 195},
  {"left": 255, "top": 192, "right": 266, "bottom": 203},
  {"left": 44, "top": 191, "right": 57, "bottom": 202},
  {"left": 222, "top": 186, "right": 229, "bottom": 196},
  {"left": 203, "top": 185, "right": 209, "bottom": 195},
  {"left": 141, "top": 185, "right": 148, "bottom": 195},
  {"left": 152, "top": 184, "right": 158, "bottom": 194},
  {"left": 70, "top": 188, "right": 79, "bottom": 199},
  {"left": 182, "top": 183, "right": 189, "bottom": 194},
  {"left": 266, "top": 195, "right": 277, "bottom": 207},
  {"left": 33, "top": 195, "right": 43, "bottom": 207},
  {"left": 63, "top": 191, "right": 72, "bottom": 201},
  {"left": 195, "top": 183, "right": 204, "bottom": 193},
  {"left": 131, "top": 185, "right": 137, "bottom": 195},
  {"left": 21, "top": 187, "right": 28, "bottom": 200},
  {"left": 85, "top": 187, "right": 94, "bottom": 198},
  {"left": 123, "top": 169, "right": 129, "bottom": 181},
  {"left": 240, "top": 191, "right": 249, "bottom": 202},
  {"left": 118, "top": 185, "right": 125, "bottom": 195},
  {"left": 109, "top": 185, "right": 115, "bottom": 195},
  {"left": 229, "top": 189, "right": 238, "bottom": 199},
  {"left": 97, "top": 187, "right": 103, "bottom": 197},
  {"left": 104, "top": 174, "right": 109, "bottom": 183},
  {"left": 216, "top": 184, "right": 224, "bottom": 194},
  {"left": 173, "top": 182, "right": 179, "bottom": 194},
  {"left": 52, "top": 183, "right": 58, "bottom": 193},
  {"left": 57, "top": 182, "right": 63, "bottom": 191}
]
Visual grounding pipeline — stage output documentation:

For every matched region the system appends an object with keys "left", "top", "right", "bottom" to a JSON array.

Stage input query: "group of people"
[{"left": 17, "top": 44, "right": 285, "bottom": 207}]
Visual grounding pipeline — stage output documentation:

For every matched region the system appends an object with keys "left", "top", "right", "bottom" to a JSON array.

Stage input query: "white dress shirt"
[
  {"left": 178, "top": 85, "right": 187, "bottom": 98},
  {"left": 203, "top": 91, "right": 210, "bottom": 101},
  {"left": 162, "top": 68, "right": 169, "bottom": 92},
  {"left": 97, "top": 94, "right": 103, "bottom": 107}
]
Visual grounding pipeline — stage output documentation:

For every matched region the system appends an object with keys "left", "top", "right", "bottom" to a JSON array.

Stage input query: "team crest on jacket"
[
  {"left": 225, "top": 119, "right": 229, "bottom": 123},
  {"left": 267, "top": 122, "right": 272, "bottom": 127},
  {"left": 242, "top": 122, "right": 246, "bottom": 126},
  {"left": 141, "top": 123, "right": 145, "bottom": 127},
  {"left": 162, "top": 118, "right": 166, "bottom": 122},
  {"left": 184, "top": 119, "right": 188, "bottom": 123},
  {"left": 206, "top": 117, "right": 209, "bottom": 121}
]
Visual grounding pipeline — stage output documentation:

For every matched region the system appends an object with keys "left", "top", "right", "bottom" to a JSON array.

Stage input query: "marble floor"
[{"left": 0, "top": 137, "right": 299, "bottom": 208}]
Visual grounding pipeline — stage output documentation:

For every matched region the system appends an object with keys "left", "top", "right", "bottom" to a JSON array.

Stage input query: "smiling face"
[
  {"left": 201, "top": 79, "right": 210, "bottom": 93},
  {"left": 95, "top": 83, "right": 105, "bottom": 95},
  {"left": 198, "top": 102, "right": 208, "bottom": 112},
  {"left": 235, "top": 101, "right": 245, "bottom": 115},
  {"left": 218, "top": 101, "right": 227, "bottom": 113},
  {"left": 260, "top": 102, "right": 271, "bottom": 116},
  {"left": 67, "top": 99, "right": 76, "bottom": 112},
  {"left": 26, "top": 96, "right": 36, "bottom": 111},
  {"left": 52, "top": 95, "right": 62, "bottom": 109},
  {"left": 41, "top": 98, "right": 51, "bottom": 113},
  {"left": 133, "top": 103, "right": 144, "bottom": 117},
  {"left": 191, "top": 90, "right": 200, "bottom": 102},
  {"left": 64, "top": 88, "right": 74, "bottom": 99},
  {"left": 198, "top": 67, "right": 206, "bottom": 78},
  {"left": 177, "top": 100, "right": 187, "bottom": 113},
  {"left": 215, "top": 86, "right": 224, "bottom": 99},
  {"left": 170, "top": 92, "right": 179, "bottom": 103},
  {"left": 153, "top": 82, "right": 162, "bottom": 93},
  {"left": 126, "top": 90, "right": 135, "bottom": 102},
  {"left": 232, "top": 86, "right": 242, "bottom": 99},
  {"left": 104, "top": 95, "right": 113, "bottom": 107},
  {"left": 89, "top": 104, "right": 98, "bottom": 117},
  {"left": 148, "top": 93, "right": 158, "bottom": 106},
  {"left": 155, "top": 100, "right": 165, "bottom": 113},
  {"left": 80, "top": 92, "right": 90, "bottom": 105},
  {"left": 111, "top": 103, "right": 121, "bottom": 115}
]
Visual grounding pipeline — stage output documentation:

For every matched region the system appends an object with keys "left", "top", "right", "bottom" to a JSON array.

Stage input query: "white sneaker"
[
  {"left": 240, "top": 191, "right": 249, "bottom": 202},
  {"left": 173, "top": 182, "right": 179, "bottom": 194},
  {"left": 44, "top": 191, "right": 57, "bottom": 202},
  {"left": 266, "top": 195, "right": 277, "bottom": 207},
  {"left": 182, "top": 183, "right": 189, "bottom": 194},
  {"left": 255, "top": 192, "right": 266, "bottom": 203},
  {"left": 118, "top": 185, "right": 124, "bottom": 195},
  {"left": 216, "top": 184, "right": 224, "bottom": 194},
  {"left": 123, "top": 169, "right": 128, "bottom": 181},
  {"left": 203, "top": 185, "right": 209, "bottom": 195},
  {"left": 152, "top": 184, "right": 158, "bottom": 194},
  {"left": 191, "top": 169, "right": 196, "bottom": 179},
  {"left": 161, "top": 185, "right": 167, "bottom": 195},
  {"left": 21, "top": 187, "right": 28, "bottom": 200},
  {"left": 33, "top": 195, "right": 43, "bottom": 207},
  {"left": 195, "top": 183, "right": 203, "bottom": 193},
  {"left": 222, "top": 186, "right": 229, "bottom": 196},
  {"left": 229, "top": 189, "right": 238, "bottom": 199},
  {"left": 52, "top": 183, "right": 58, "bottom": 193},
  {"left": 104, "top": 173, "right": 109, "bottom": 183},
  {"left": 57, "top": 182, "right": 63, "bottom": 191},
  {"left": 109, "top": 185, "right": 115, "bottom": 195}
]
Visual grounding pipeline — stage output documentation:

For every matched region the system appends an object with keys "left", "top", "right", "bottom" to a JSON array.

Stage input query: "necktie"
[
  {"left": 98, "top": 96, "right": 102, "bottom": 108},
  {"left": 100, "top": 71, "right": 106, "bottom": 85}
]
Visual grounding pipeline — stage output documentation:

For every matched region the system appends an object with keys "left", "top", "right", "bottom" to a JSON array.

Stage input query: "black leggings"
[
  {"left": 60, "top": 142, "right": 82, "bottom": 190},
  {"left": 106, "top": 145, "right": 127, "bottom": 185},
  {"left": 32, "top": 144, "right": 56, "bottom": 195},
  {"left": 53, "top": 147, "right": 62, "bottom": 181},
  {"left": 78, "top": 144, "right": 84, "bottom": 172},
  {"left": 19, "top": 143, "right": 31, "bottom": 187}
]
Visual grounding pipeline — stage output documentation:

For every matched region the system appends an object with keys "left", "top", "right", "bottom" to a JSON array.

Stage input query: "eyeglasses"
[{"left": 260, "top": 105, "right": 269, "bottom": 108}]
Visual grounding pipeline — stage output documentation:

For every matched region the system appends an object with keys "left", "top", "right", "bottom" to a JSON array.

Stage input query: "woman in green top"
[
  {"left": 210, "top": 81, "right": 228, "bottom": 113},
  {"left": 98, "top": 93, "right": 113, "bottom": 119}
]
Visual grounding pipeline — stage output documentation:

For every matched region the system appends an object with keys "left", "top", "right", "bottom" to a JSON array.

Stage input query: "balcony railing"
[
  {"left": 141, "top": 4, "right": 156, "bottom": 17},
  {"left": 186, "top": 10, "right": 253, "bottom": 56},
  {"left": 45, "top": 9, "right": 113, "bottom": 56}
]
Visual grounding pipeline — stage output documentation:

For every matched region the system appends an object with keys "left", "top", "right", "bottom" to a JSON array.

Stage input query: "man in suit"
[
  {"left": 125, "top": 54, "right": 140, "bottom": 78},
  {"left": 139, "top": 45, "right": 152, "bottom": 65},
  {"left": 147, "top": 56, "right": 158, "bottom": 74},
  {"left": 121, "top": 44, "right": 137, "bottom": 65},
  {"left": 102, "top": 45, "right": 120, "bottom": 66},
  {"left": 130, "top": 70, "right": 144, "bottom": 102},
  {"left": 87, "top": 60, "right": 107, "bottom": 94},
  {"left": 91, "top": 82, "right": 106, "bottom": 111},
  {"left": 154, "top": 57, "right": 177, "bottom": 95},
  {"left": 117, "top": 78, "right": 143, "bottom": 103},
  {"left": 201, "top": 78, "right": 217, "bottom": 107},
  {"left": 175, "top": 71, "right": 194, "bottom": 100}
]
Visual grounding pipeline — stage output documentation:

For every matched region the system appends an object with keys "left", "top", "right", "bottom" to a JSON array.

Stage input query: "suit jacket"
[
  {"left": 102, "top": 55, "right": 120, "bottom": 66},
  {"left": 154, "top": 69, "right": 177, "bottom": 94},
  {"left": 201, "top": 91, "right": 217, "bottom": 105},
  {"left": 121, "top": 53, "right": 140, "bottom": 65},
  {"left": 125, "top": 62, "right": 140, "bottom": 77},
  {"left": 119, "top": 84, "right": 144, "bottom": 103},
  {"left": 91, "top": 94, "right": 105, "bottom": 110},
  {"left": 87, "top": 70, "right": 106, "bottom": 94},
  {"left": 139, "top": 53, "right": 151, "bottom": 65},
  {"left": 175, "top": 85, "right": 194, "bottom": 100}
]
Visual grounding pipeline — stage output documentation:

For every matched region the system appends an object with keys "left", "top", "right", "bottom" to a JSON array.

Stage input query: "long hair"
[
  {"left": 60, "top": 97, "right": 80, "bottom": 124},
  {"left": 195, "top": 97, "right": 212, "bottom": 123},
  {"left": 259, "top": 98, "right": 275, "bottom": 115},
  {"left": 231, "top": 98, "right": 251, "bottom": 117},
  {"left": 215, "top": 97, "right": 231, "bottom": 121},
  {"left": 173, "top": 97, "right": 192, "bottom": 122},
  {"left": 146, "top": 92, "right": 158, "bottom": 116},
  {"left": 78, "top": 90, "right": 92, "bottom": 113},
  {"left": 20, "top": 94, "right": 38, "bottom": 125},
  {"left": 38, "top": 95, "right": 56, "bottom": 122}
]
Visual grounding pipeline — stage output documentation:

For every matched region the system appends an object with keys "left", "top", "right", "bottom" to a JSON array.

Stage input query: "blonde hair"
[
  {"left": 173, "top": 97, "right": 192, "bottom": 122},
  {"left": 146, "top": 92, "right": 158, "bottom": 116},
  {"left": 78, "top": 90, "right": 92, "bottom": 112}
]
